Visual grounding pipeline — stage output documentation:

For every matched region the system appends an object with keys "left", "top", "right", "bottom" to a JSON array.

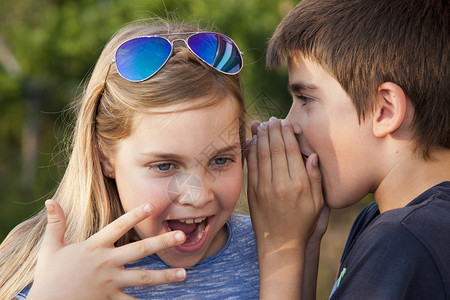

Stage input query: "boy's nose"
[{"left": 285, "top": 103, "right": 303, "bottom": 135}]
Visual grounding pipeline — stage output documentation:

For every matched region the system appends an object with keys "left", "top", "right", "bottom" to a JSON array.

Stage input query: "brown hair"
[
  {"left": 267, "top": 0, "right": 449, "bottom": 157},
  {"left": 0, "top": 20, "right": 245, "bottom": 299}
]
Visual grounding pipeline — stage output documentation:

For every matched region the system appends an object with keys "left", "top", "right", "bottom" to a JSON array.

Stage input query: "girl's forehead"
[
  {"left": 131, "top": 97, "right": 239, "bottom": 133},
  {"left": 141, "top": 95, "right": 240, "bottom": 115},
  {"left": 116, "top": 99, "right": 241, "bottom": 159}
]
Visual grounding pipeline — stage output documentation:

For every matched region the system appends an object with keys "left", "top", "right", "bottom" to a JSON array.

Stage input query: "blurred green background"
[
  {"left": 0, "top": 0, "right": 371, "bottom": 298},
  {"left": 0, "top": 0, "right": 294, "bottom": 237}
]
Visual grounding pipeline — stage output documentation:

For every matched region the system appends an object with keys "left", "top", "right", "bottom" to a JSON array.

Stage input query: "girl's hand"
[
  {"left": 246, "top": 117, "right": 325, "bottom": 299},
  {"left": 28, "top": 200, "right": 187, "bottom": 300}
]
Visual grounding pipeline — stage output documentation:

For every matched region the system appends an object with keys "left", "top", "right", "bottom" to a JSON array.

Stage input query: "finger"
[
  {"left": 306, "top": 153, "right": 324, "bottom": 210},
  {"left": 244, "top": 137, "right": 253, "bottom": 158},
  {"left": 42, "top": 199, "right": 67, "bottom": 252},
  {"left": 115, "top": 293, "right": 139, "bottom": 300},
  {"left": 256, "top": 122, "right": 272, "bottom": 184},
  {"left": 251, "top": 120, "right": 261, "bottom": 136},
  {"left": 93, "top": 203, "right": 154, "bottom": 246},
  {"left": 281, "top": 120, "right": 306, "bottom": 180},
  {"left": 119, "top": 268, "right": 186, "bottom": 288},
  {"left": 114, "top": 231, "right": 186, "bottom": 265},
  {"left": 267, "top": 117, "right": 289, "bottom": 184},
  {"left": 246, "top": 135, "right": 258, "bottom": 204}
]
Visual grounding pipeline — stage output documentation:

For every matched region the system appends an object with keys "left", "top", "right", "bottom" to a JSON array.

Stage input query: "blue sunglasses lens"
[
  {"left": 115, "top": 36, "right": 172, "bottom": 82},
  {"left": 187, "top": 33, "right": 242, "bottom": 74}
]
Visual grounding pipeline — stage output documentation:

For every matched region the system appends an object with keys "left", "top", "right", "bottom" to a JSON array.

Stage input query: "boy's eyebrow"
[{"left": 288, "top": 81, "right": 319, "bottom": 94}]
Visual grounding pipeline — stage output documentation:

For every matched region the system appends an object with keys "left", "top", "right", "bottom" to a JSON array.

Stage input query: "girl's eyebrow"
[
  {"left": 214, "top": 143, "right": 242, "bottom": 155},
  {"left": 140, "top": 143, "right": 241, "bottom": 159},
  {"left": 140, "top": 152, "right": 185, "bottom": 160}
]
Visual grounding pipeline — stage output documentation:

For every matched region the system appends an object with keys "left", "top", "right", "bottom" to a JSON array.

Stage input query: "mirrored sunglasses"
[{"left": 112, "top": 32, "right": 243, "bottom": 82}]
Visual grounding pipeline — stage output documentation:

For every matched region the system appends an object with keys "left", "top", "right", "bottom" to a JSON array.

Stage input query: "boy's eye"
[{"left": 295, "top": 95, "right": 313, "bottom": 105}]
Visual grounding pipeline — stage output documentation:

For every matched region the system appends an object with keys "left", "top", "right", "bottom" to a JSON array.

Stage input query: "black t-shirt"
[{"left": 329, "top": 181, "right": 450, "bottom": 300}]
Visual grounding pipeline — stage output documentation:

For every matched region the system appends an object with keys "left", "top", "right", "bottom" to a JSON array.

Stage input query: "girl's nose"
[{"left": 169, "top": 172, "right": 213, "bottom": 208}]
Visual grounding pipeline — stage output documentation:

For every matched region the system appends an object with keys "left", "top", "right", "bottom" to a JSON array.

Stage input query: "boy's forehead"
[
  {"left": 287, "top": 53, "right": 322, "bottom": 82},
  {"left": 288, "top": 52, "right": 322, "bottom": 71},
  {"left": 287, "top": 52, "right": 338, "bottom": 86}
]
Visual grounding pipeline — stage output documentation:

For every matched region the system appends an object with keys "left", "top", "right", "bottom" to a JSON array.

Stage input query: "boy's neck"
[{"left": 374, "top": 148, "right": 450, "bottom": 213}]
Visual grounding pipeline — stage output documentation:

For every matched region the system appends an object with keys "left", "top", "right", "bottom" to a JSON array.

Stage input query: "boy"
[{"left": 246, "top": 0, "right": 449, "bottom": 299}]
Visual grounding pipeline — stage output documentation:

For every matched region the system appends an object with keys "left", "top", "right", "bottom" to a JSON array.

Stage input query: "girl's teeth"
[
  {"left": 197, "top": 222, "right": 206, "bottom": 240},
  {"left": 179, "top": 217, "right": 206, "bottom": 224}
]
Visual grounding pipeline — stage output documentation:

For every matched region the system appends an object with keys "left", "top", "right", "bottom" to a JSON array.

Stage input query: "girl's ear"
[
  {"left": 372, "top": 82, "right": 408, "bottom": 138},
  {"left": 98, "top": 150, "right": 115, "bottom": 179}
]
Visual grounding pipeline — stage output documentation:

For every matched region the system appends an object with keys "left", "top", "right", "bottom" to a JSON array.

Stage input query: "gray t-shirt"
[{"left": 16, "top": 214, "right": 260, "bottom": 299}]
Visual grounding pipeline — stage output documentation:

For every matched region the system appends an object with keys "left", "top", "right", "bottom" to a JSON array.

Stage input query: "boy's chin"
[{"left": 324, "top": 195, "right": 362, "bottom": 210}]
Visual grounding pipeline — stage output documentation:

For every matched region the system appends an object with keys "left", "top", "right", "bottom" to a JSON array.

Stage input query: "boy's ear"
[
  {"left": 98, "top": 149, "right": 115, "bottom": 178},
  {"left": 372, "top": 82, "right": 407, "bottom": 138}
]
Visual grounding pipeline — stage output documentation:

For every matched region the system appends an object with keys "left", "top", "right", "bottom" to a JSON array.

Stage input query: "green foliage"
[{"left": 0, "top": 0, "right": 296, "bottom": 240}]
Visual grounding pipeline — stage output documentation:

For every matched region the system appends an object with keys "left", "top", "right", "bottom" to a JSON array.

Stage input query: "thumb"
[
  {"left": 306, "top": 153, "right": 324, "bottom": 210},
  {"left": 42, "top": 199, "right": 67, "bottom": 251}
]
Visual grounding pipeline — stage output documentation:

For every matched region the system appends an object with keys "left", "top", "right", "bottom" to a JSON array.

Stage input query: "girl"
[{"left": 0, "top": 21, "right": 259, "bottom": 299}]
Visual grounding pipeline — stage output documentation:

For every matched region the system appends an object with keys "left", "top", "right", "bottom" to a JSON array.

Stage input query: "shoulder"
[
  {"left": 333, "top": 218, "right": 446, "bottom": 299},
  {"left": 378, "top": 183, "right": 450, "bottom": 255},
  {"left": 334, "top": 185, "right": 450, "bottom": 299},
  {"left": 228, "top": 214, "right": 255, "bottom": 239},
  {"left": 228, "top": 214, "right": 252, "bottom": 227},
  {"left": 226, "top": 214, "right": 257, "bottom": 253},
  {"left": 366, "top": 182, "right": 450, "bottom": 249},
  {"left": 359, "top": 192, "right": 450, "bottom": 261}
]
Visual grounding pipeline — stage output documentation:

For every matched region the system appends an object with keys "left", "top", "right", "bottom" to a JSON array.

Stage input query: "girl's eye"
[
  {"left": 210, "top": 157, "right": 234, "bottom": 168},
  {"left": 150, "top": 163, "right": 176, "bottom": 172},
  {"left": 213, "top": 157, "right": 230, "bottom": 165}
]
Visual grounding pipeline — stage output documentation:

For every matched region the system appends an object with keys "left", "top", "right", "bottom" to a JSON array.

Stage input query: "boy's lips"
[{"left": 164, "top": 216, "right": 213, "bottom": 253}]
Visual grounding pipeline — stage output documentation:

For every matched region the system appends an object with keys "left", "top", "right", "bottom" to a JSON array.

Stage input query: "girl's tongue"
[
  {"left": 167, "top": 219, "right": 207, "bottom": 245},
  {"left": 167, "top": 220, "right": 197, "bottom": 235}
]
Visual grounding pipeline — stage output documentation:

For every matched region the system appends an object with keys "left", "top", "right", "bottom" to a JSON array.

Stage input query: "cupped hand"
[
  {"left": 246, "top": 117, "right": 324, "bottom": 254},
  {"left": 28, "top": 200, "right": 187, "bottom": 300},
  {"left": 246, "top": 117, "right": 327, "bottom": 299}
]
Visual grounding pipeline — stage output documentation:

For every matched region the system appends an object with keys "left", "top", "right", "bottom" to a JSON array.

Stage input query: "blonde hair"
[{"left": 0, "top": 20, "right": 245, "bottom": 299}]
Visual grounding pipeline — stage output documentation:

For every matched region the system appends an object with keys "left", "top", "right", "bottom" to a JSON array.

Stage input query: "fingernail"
[
  {"left": 251, "top": 135, "right": 257, "bottom": 144},
  {"left": 176, "top": 269, "right": 186, "bottom": 279},
  {"left": 311, "top": 154, "right": 319, "bottom": 167},
  {"left": 45, "top": 200, "right": 54, "bottom": 213},
  {"left": 258, "top": 122, "right": 268, "bottom": 131},
  {"left": 269, "top": 116, "right": 278, "bottom": 124},
  {"left": 143, "top": 204, "right": 152, "bottom": 213},
  {"left": 281, "top": 119, "right": 290, "bottom": 126},
  {"left": 175, "top": 232, "right": 185, "bottom": 242}
]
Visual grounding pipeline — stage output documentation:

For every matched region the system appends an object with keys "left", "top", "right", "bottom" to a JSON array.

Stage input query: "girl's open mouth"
[{"left": 165, "top": 216, "right": 212, "bottom": 253}]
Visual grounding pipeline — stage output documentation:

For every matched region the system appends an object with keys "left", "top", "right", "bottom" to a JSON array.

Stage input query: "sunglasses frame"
[{"left": 110, "top": 31, "right": 244, "bottom": 82}]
